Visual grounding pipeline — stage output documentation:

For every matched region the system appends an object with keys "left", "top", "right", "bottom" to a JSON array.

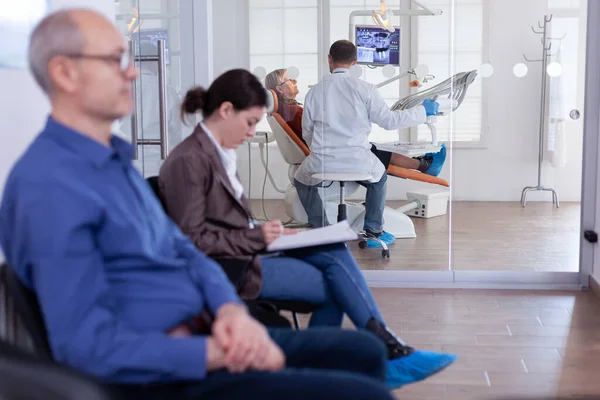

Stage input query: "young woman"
[
  {"left": 158, "top": 69, "right": 456, "bottom": 389},
  {"left": 264, "top": 68, "right": 446, "bottom": 177}
]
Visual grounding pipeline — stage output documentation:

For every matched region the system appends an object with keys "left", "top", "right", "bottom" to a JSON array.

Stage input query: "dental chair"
[{"left": 266, "top": 89, "right": 451, "bottom": 255}]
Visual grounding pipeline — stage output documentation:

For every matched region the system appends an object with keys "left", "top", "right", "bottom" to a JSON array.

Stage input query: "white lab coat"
[{"left": 294, "top": 68, "right": 427, "bottom": 186}]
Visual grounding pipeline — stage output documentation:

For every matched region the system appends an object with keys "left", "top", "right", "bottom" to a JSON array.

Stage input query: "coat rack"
[{"left": 520, "top": 14, "right": 563, "bottom": 208}]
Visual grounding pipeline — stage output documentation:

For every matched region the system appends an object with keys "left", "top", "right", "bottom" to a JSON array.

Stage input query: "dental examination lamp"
[
  {"left": 350, "top": 0, "right": 442, "bottom": 40},
  {"left": 372, "top": 1, "right": 395, "bottom": 33}
]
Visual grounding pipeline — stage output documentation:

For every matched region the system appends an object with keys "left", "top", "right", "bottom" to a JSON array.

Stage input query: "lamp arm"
[{"left": 376, "top": 69, "right": 415, "bottom": 88}]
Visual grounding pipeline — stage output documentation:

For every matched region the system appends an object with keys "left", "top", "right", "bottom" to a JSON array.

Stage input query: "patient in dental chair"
[{"left": 264, "top": 68, "right": 447, "bottom": 177}]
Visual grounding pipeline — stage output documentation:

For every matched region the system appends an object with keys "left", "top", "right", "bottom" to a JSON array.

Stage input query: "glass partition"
[
  {"left": 244, "top": 0, "right": 587, "bottom": 284},
  {"left": 114, "top": 0, "right": 194, "bottom": 177},
  {"left": 450, "top": 0, "right": 586, "bottom": 277}
]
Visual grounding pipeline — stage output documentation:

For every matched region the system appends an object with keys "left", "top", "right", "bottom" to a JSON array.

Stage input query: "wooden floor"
[
  {"left": 291, "top": 288, "right": 600, "bottom": 399},
  {"left": 251, "top": 200, "right": 581, "bottom": 272}
]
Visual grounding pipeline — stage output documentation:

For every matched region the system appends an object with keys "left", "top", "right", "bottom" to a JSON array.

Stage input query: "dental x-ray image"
[{"left": 355, "top": 25, "right": 400, "bottom": 66}]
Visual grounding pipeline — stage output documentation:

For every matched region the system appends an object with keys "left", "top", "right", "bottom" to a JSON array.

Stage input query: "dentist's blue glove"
[{"left": 422, "top": 99, "right": 439, "bottom": 116}]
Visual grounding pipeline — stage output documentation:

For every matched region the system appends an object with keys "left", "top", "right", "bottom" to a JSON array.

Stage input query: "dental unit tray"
[{"left": 372, "top": 142, "right": 441, "bottom": 157}]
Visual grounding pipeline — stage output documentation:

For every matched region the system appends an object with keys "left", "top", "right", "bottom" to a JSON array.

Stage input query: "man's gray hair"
[{"left": 28, "top": 10, "right": 85, "bottom": 94}]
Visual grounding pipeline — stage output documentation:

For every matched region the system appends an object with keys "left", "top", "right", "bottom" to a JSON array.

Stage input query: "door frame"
[{"left": 578, "top": 0, "right": 600, "bottom": 289}]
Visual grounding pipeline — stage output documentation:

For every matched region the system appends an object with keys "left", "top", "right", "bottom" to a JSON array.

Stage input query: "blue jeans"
[
  {"left": 109, "top": 328, "right": 393, "bottom": 400},
  {"left": 294, "top": 174, "right": 387, "bottom": 235},
  {"left": 258, "top": 243, "right": 385, "bottom": 328}
]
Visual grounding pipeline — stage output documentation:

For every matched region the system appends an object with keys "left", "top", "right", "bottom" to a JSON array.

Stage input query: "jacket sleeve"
[
  {"left": 14, "top": 183, "right": 211, "bottom": 384},
  {"left": 160, "top": 155, "right": 267, "bottom": 258},
  {"left": 366, "top": 85, "right": 427, "bottom": 131}
]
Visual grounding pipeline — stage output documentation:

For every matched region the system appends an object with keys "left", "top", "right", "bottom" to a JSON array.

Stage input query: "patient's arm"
[{"left": 161, "top": 155, "right": 266, "bottom": 258}]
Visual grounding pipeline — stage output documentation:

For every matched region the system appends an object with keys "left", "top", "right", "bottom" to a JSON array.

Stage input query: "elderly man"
[{"left": 0, "top": 9, "right": 395, "bottom": 400}]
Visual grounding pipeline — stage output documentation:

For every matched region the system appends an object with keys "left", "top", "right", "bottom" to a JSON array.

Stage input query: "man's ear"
[
  {"left": 351, "top": 59, "right": 358, "bottom": 66},
  {"left": 48, "top": 56, "right": 79, "bottom": 94},
  {"left": 275, "top": 85, "right": 284, "bottom": 95}
]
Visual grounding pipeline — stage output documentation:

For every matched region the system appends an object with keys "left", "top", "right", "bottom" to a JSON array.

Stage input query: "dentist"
[{"left": 294, "top": 40, "right": 445, "bottom": 247}]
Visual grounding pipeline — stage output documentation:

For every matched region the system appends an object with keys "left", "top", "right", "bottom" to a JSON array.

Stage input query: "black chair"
[
  {"left": 146, "top": 175, "right": 168, "bottom": 211},
  {"left": 1, "top": 264, "right": 52, "bottom": 360},
  {"left": 0, "top": 338, "right": 114, "bottom": 400},
  {"left": 0, "top": 264, "right": 117, "bottom": 399},
  {"left": 145, "top": 176, "right": 318, "bottom": 329}
]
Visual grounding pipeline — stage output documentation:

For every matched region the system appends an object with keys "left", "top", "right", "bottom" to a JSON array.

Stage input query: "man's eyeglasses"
[{"left": 64, "top": 52, "right": 133, "bottom": 72}]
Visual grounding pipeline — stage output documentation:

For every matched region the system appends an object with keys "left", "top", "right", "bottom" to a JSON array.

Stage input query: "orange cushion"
[{"left": 387, "top": 165, "right": 450, "bottom": 187}]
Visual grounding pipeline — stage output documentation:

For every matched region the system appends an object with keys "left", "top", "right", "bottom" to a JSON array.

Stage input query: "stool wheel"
[
  {"left": 358, "top": 240, "right": 367, "bottom": 249},
  {"left": 382, "top": 249, "right": 390, "bottom": 258}
]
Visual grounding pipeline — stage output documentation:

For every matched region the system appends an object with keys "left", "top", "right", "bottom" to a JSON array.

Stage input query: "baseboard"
[
  {"left": 589, "top": 274, "right": 600, "bottom": 301},
  {"left": 363, "top": 270, "right": 581, "bottom": 290}
]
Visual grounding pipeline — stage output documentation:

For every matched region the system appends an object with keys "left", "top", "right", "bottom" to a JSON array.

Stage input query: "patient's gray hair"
[
  {"left": 264, "top": 69, "right": 286, "bottom": 92},
  {"left": 28, "top": 10, "right": 85, "bottom": 94}
]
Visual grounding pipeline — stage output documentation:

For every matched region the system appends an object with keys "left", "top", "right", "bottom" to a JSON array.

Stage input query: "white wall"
[
  {"left": 449, "top": 0, "right": 586, "bottom": 202},
  {"left": 219, "top": 0, "right": 586, "bottom": 202},
  {"left": 212, "top": 0, "right": 292, "bottom": 201},
  {"left": 0, "top": 0, "right": 116, "bottom": 195},
  {"left": 212, "top": 0, "right": 249, "bottom": 76}
]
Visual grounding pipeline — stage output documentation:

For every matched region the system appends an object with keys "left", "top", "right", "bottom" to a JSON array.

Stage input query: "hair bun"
[{"left": 182, "top": 86, "right": 207, "bottom": 115}]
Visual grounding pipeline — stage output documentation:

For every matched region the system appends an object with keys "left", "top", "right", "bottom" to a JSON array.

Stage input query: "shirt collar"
[
  {"left": 332, "top": 67, "right": 350, "bottom": 74},
  {"left": 42, "top": 116, "right": 134, "bottom": 167},
  {"left": 200, "top": 121, "right": 237, "bottom": 165}
]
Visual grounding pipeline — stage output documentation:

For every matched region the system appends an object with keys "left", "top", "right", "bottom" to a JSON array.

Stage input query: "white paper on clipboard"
[{"left": 266, "top": 220, "right": 359, "bottom": 252}]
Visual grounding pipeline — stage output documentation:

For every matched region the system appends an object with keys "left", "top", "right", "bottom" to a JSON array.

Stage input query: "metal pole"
[
  {"left": 537, "top": 16, "right": 550, "bottom": 187},
  {"left": 157, "top": 40, "right": 169, "bottom": 159},
  {"left": 128, "top": 40, "right": 139, "bottom": 160}
]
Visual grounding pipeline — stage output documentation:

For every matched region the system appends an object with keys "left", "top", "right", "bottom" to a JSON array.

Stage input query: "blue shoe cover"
[
  {"left": 424, "top": 143, "right": 446, "bottom": 177},
  {"left": 379, "top": 232, "right": 395, "bottom": 242},
  {"left": 385, "top": 350, "right": 457, "bottom": 389},
  {"left": 366, "top": 232, "right": 396, "bottom": 248}
]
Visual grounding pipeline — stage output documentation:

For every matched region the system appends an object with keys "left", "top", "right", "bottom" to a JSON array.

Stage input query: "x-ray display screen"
[
  {"left": 137, "top": 29, "right": 170, "bottom": 65},
  {"left": 355, "top": 26, "right": 400, "bottom": 66}
]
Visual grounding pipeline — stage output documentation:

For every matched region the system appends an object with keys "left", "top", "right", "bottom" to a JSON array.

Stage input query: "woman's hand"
[
  {"left": 261, "top": 220, "right": 299, "bottom": 244},
  {"left": 260, "top": 220, "right": 284, "bottom": 244}
]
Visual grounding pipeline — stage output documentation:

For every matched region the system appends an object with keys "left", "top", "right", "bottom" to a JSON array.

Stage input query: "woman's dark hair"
[{"left": 180, "top": 69, "right": 268, "bottom": 122}]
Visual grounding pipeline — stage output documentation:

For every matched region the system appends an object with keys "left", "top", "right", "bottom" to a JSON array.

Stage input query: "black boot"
[{"left": 366, "top": 317, "right": 415, "bottom": 360}]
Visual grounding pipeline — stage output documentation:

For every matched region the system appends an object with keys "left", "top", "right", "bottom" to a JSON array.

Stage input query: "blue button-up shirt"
[{"left": 0, "top": 117, "right": 241, "bottom": 384}]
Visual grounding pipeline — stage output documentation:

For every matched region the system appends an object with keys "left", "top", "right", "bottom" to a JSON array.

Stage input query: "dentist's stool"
[
  {"left": 311, "top": 172, "right": 372, "bottom": 223},
  {"left": 312, "top": 172, "right": 391, "bottom": 259}
]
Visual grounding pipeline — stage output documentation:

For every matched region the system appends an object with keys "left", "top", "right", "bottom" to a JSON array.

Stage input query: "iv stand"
[{"left": 520, "top": 14, "right": 560, "bottom": 208}]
